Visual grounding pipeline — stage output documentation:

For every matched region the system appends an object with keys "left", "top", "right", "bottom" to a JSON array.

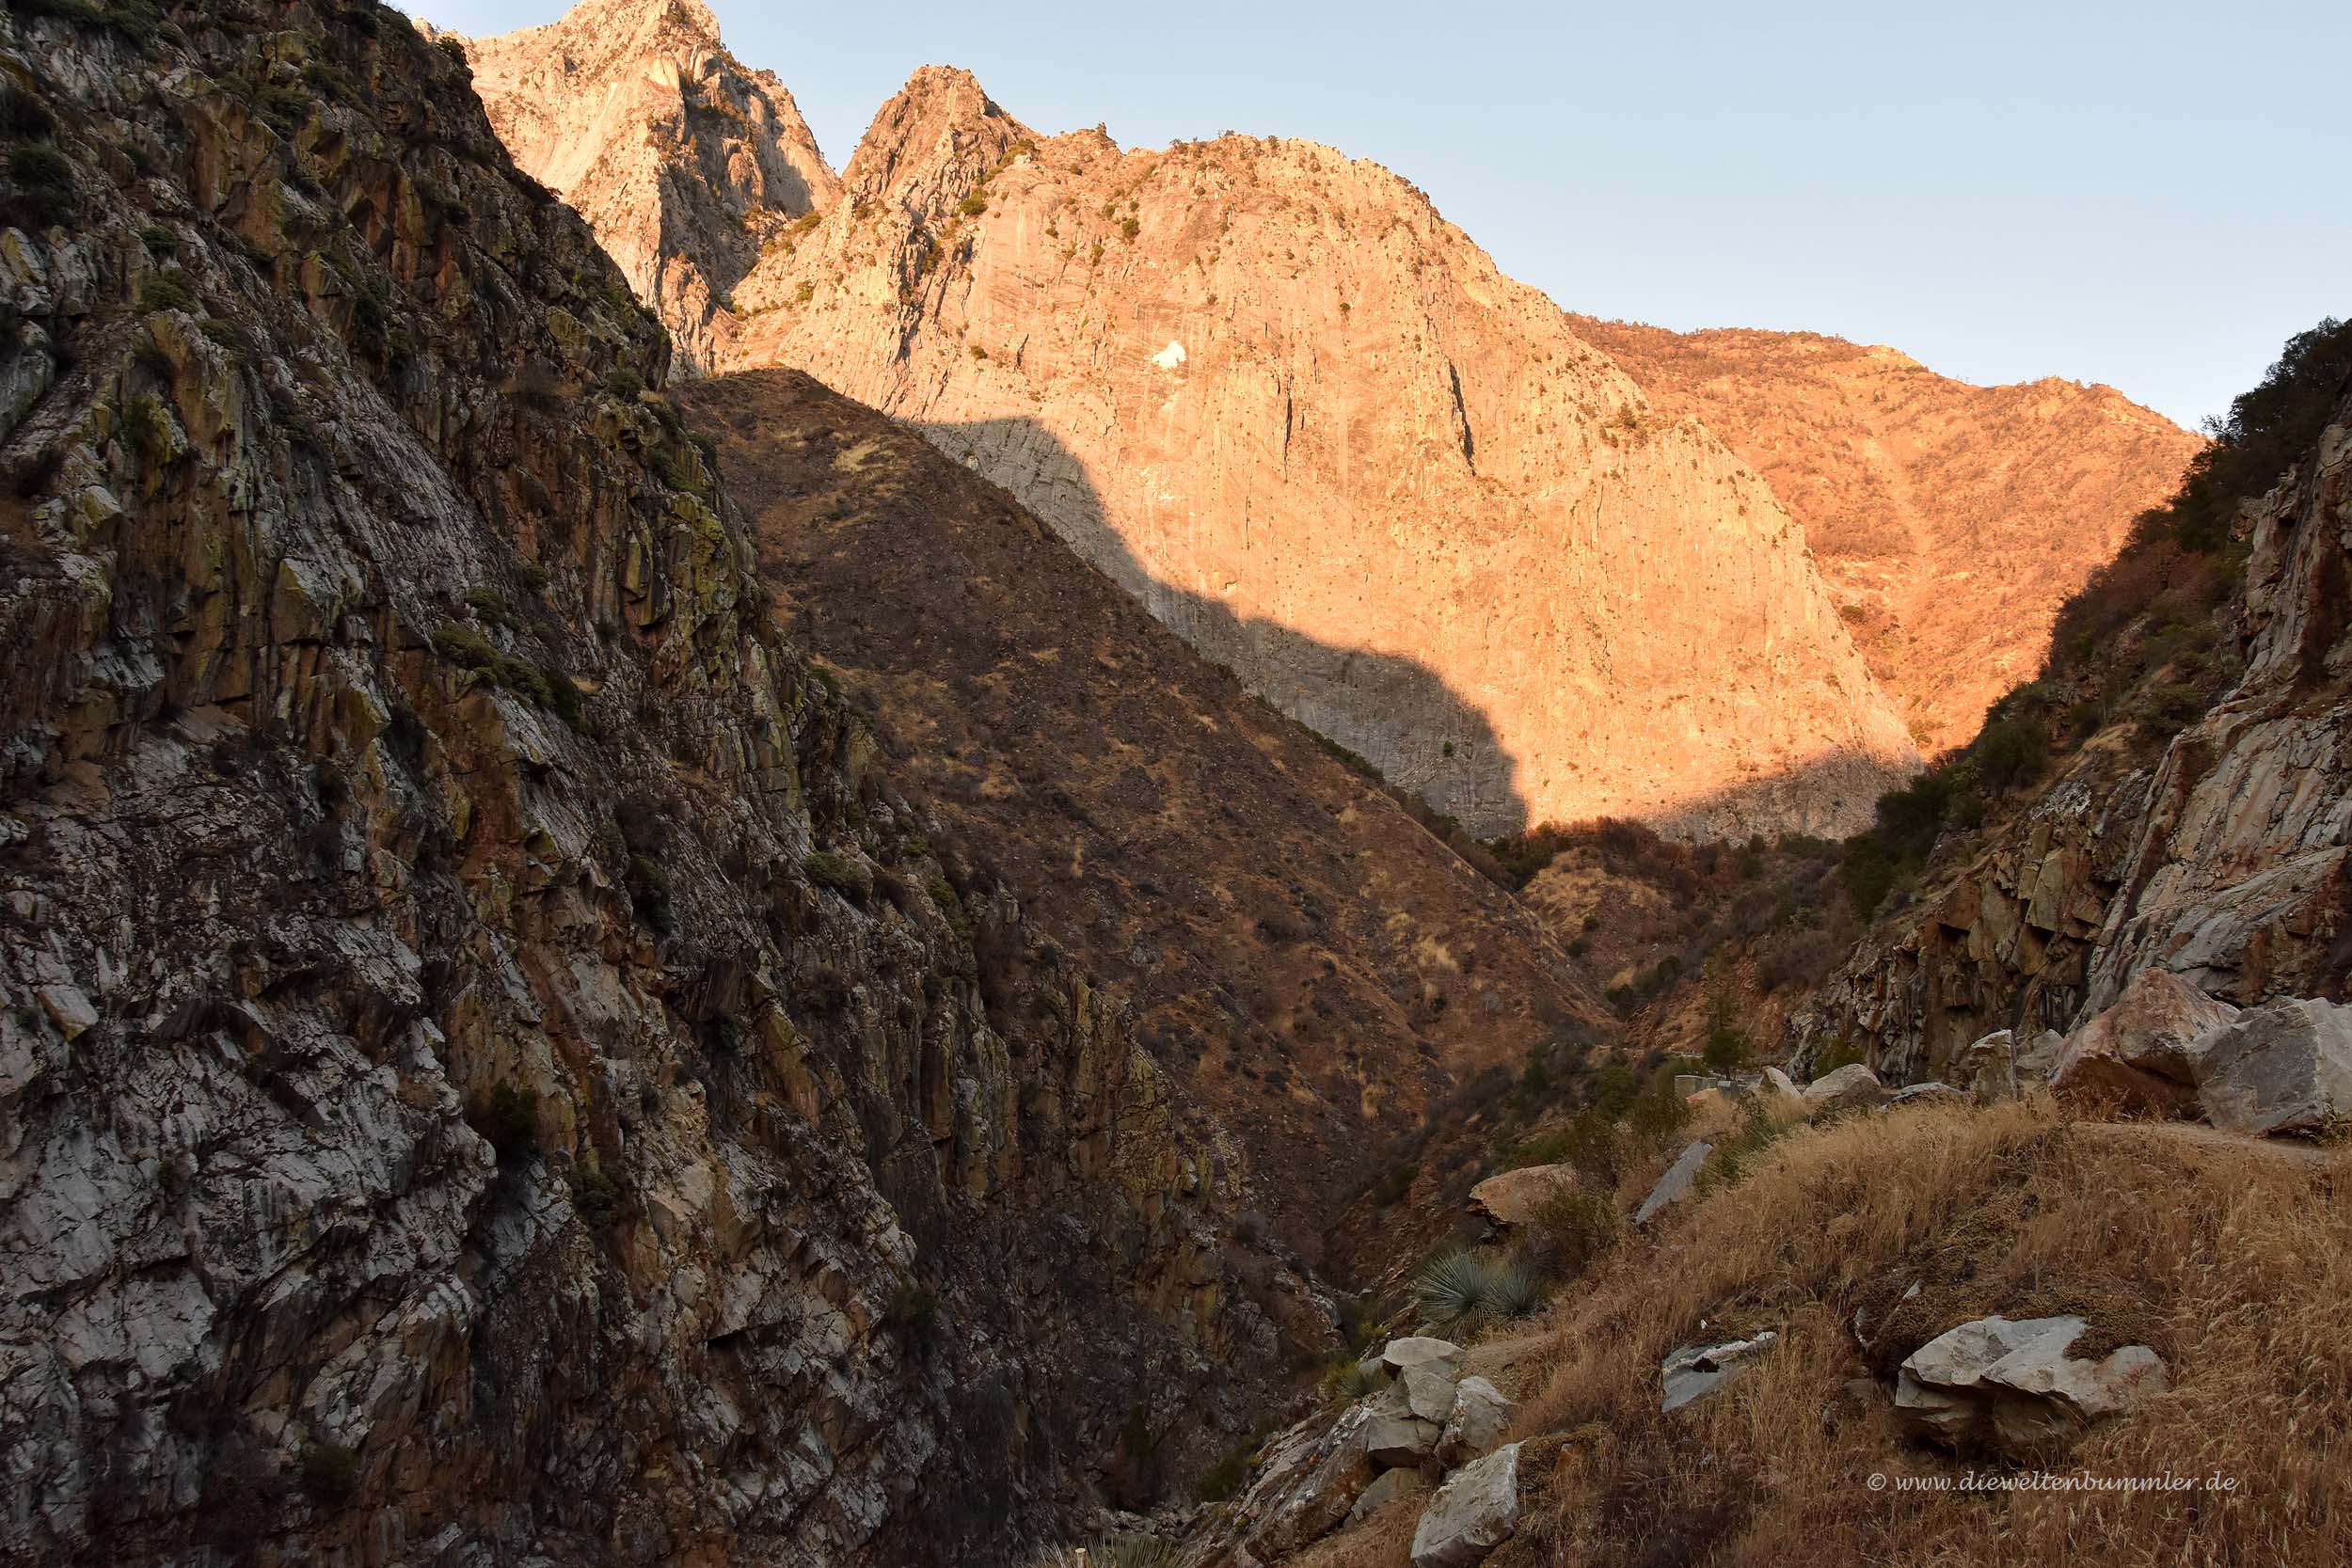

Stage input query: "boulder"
[
  {"left": 1410, "top": 1441, "right": 1522, "bottom": 1568},
  {"left": 2051, "top": 969, "right": 2237, "bottom": 1115},
  {"left": 1761, "top": 1066, "right": 1804, "bottom": 1101},
  {"left": 2193, "top": 997, "right": 2352, "bottom": 1135},
  {"left": 1661, "top": 1330, "right": 1779, "bottom": 1412},
  {"left": 1399, "top": 1364, "right": 1459, "bottom": 1423},
  {"left": 1381, "top": 1336, "right": 1466, "bottom": 1381},
  {"left": 1247, "top": 1404, "right": 1378, "bottom": 1555},
  {"left": 1467, "top": 1164, "right": 1574, "bottom": 1230},
  {"left": 1346, "top": 1465, "right": 1430, "bottom": 1527},
  {"left": 1435, "top": 1376, "right": 1518, "bottom": 1467},
  {"left": 1366, "top": 1407, "right": 1443, "bottom": 1468},
  {"left": 1895, "top": 1315, "right": 2168, "bottom": 1451},
  {"left": 1886, "top": 1082, "right": 1964, "bottom": 1108},
  {"left": 1633, "top": 1140, "right": 1712, "bottom": 1225},
  {"left": 2015, "top": 1028, "right": 2064, "bottom": 1081},
  {"left": 1802, "top": 1062, "right": 1888, "bottom": 1114},
  {"left": 1958, "top": 1029, "right": 2017, "bottom": 1103}
]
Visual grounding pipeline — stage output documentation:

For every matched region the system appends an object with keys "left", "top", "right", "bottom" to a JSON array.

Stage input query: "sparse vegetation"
[
  {"left": 803, "top": 849, "right": 872, "bottom": 903},
  {"left": 295, "top": 1442, "right": 359, "bottom": 1506},
  {"left": 429, "top": 622, "right": 588, "bottom": 731}
]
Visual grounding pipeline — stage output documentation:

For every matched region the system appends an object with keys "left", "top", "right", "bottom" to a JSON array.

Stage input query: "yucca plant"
[
  {"left": 1029, "top": 1535, "right": 1183, "bottom": 1568},
  {"left": 1413, "top": 1247, "right": 1549, "bottom": 1327},
  {"left": 1413, "top": 1247, "right": 1496, "bottom": 1325},
  {"left": 1479, "top": 1255, "right": 1548, "bottom": 1319}
]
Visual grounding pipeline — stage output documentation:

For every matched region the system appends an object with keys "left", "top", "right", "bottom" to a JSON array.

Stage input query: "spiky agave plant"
[
  {"left": 1412, "top": 1247, "right": 1493, "bottom": 1326},
  {"left": 1478, "top": 1254, "right": 1549, "bottom": 1320},
  {"left": 1414, "top": 1247, "right": 1549, "bottom": 1327},
  {"left": 1028, "top": 1535, "right": 1183, "bottom": 1568}
]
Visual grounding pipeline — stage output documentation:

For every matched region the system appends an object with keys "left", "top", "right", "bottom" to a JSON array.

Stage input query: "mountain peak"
[
  {"left": 456, "top": 0, "right": 840, "bottom": 371},
  {"left": 841, "top": 64, "right": 1036, "bottom": 207}
]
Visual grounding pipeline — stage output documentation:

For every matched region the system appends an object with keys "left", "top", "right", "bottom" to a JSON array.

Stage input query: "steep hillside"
[
  {"left": 681, "top": 369, "right": 1601, "bottom": 1252},
  {"left": 1567, "top": 320, "right": 2201, "bottom": 751},
  {"left": 0, "top": 6, "right": 1308, "bottom": 1562},
  {"left": 1793, "top": 328, "right": 2352, "bottom": 1080},
  {"left": 695, "top": 67, "right": 1917, "bottom": 839},
  {"left": 450, "top": 0, "right": 839, "bottom": 372}
]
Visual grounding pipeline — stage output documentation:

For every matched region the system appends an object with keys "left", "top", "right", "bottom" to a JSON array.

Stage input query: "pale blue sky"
[{"left": 417, "top": 0, "right": 2347, "bottom": 429}]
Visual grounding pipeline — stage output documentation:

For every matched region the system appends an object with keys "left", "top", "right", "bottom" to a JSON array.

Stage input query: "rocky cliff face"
[
  {"left": 450, "top": 0, "right": 839, "bottom": 372},
  {"left": 453, "top": 35, "right": 1947, "bottom": 846},
  {"left": 1794, "top": 390, "right": 2352, "bottom": 1082},
  {"left": 0, "top": 7, "right": 1303, "bottom": 1563},
  {"left": 691, "top": 68, "right": 1917, "bottom": 839},
  {"left": 1568, "top": 320, "right": 2201, "bottom": 752}
]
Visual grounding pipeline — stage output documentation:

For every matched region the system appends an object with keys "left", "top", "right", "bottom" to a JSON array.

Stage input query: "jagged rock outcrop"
[
  {"left": 1895, "top": 1315, "right": 2168, "bottom": 1451},
  {"left": 1795, "top": 389, "right": 2352, "bottom": 1080},
  {"left": 646, "top": 56, "right": 1916, "bottom": 838},
  {"left": 678, "top": 368, "right": 1600, "bottom": 1252},
  {"left": 448, "top": 0, "right": 840, "bottom": 372},
  {"left": 0, "top": 7, "right": 1299, "bottom": 1563},
  {"left": 1567, "top": 320, "right": 2200, "bottom": 750}
]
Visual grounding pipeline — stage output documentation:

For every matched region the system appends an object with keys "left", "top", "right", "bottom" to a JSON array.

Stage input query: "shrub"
[
  {"left": 429, "top": 622, "right": 587, "bottom": 731},
  {"left": 296, "top": 1442, "right": 359, "bottom": 1506},
  {"left": 956, "top": 193, "right": 988, "bottom": 216},
  {"left": 1974, "top": 710, "right": 2046, "bottom": 793},
  {"left": 136, "top": 268, "right": 199, "bottom": 316},
  {"left": 119, "top": 394, "right": 174, "bottom": 467},
  {"left": 0, "top": 77, "right": 57, "bottom": 140},
  {"left": 803, "top": 849, "right": 871, "bottom": 903},
  {"left": 602, "top": 365, "right": 644, "bottom": 400},
  {"left": 1523, "top": 1182, "right": 1622, "bottom": 1281},
  {"left": 476, "top": 1083, "right": 539, "bottom": 1158},
  {"left": 1699, "top": 989, "right": 1752, "bottom": 1074},
  {"left": 6, "top": 143, "right": 76, "bottom": 226},
  {"left": 568, "top": 1164, "right": 622, "bottom": 1226},
  {"left": 1318, "top": 1356, "right": 1381, "bottom": 1401},
  {"left": 1196, "top": 1440, "right": 1254, "bottom": 1503},
  {"left": 886, "top": 1282, "right": 938, "bottom": 1347},
  {"left": 2153, "top": 315, "right": 2352, "bottom": 554}
]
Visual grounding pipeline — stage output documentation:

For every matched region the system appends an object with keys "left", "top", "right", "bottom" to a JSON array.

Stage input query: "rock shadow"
[{"left": 914, "top": 414, "right": 1534, "bottom": 836}]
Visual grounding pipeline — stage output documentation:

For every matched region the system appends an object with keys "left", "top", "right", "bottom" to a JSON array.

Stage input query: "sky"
[{"left": 415, "top": 0, "right": 2349, "bottom": 430}]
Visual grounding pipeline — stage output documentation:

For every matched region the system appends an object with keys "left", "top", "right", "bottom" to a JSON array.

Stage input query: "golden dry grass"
[{"left": 1319, "top": 1098, "right": 2352, "bottom": 1567}]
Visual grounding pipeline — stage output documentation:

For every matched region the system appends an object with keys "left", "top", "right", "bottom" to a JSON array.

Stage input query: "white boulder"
[
  {"left": 1410, "top": 1441, "right": 1521, "bottom": 1568},
  {"left": 1802, "top": 1062, "right": 1888, "bottom": 1113},
  {"left": 1661, "top": 1330, "right": 1780, "bottom": 1412},
  {"left": 1633, "top": 1140, "right": 1712, "bottom": 1225},
  {"left": 1436, "top": 1375, "right": 1518, "bottom": 1467},
  {"left": 1896, "top": 1314, "right": 2167, "bottom": 1451},
  {"left": 2193, "top": 997, "right": 2352, "bottom": 1135}
]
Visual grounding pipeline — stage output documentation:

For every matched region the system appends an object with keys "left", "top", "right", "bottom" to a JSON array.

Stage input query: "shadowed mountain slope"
[{"left": 683, "top": 369, "right": 1603, "bottom": 1247}]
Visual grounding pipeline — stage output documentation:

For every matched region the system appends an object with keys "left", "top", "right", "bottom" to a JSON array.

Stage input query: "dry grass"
[{"left": 1322, "top": 1099, "right": 2352, "bottom": 1567}]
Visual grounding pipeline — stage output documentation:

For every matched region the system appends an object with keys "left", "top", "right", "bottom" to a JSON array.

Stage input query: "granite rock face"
[
  {"left": 1566, "top": 319, "right": 2198, "bottom": 752},
  {"left": 694, "top": 67, "right": 1918, "bottom": 839},
  {"left": 0, "top": 7, "right": 1297, "bottom": 1563},
  {"left": 452, "top": 0, "right": 840, "bottom": 372}
]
